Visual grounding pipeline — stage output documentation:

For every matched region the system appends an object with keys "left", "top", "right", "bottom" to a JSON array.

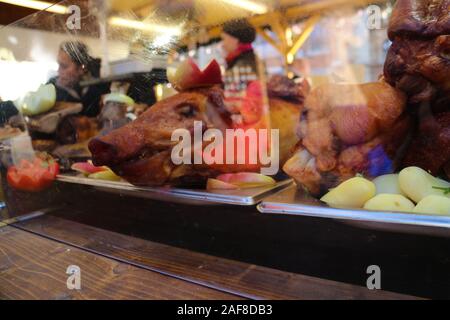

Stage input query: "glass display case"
[{"left": 0, "top": 0, "right": 449, "bottom": 299}]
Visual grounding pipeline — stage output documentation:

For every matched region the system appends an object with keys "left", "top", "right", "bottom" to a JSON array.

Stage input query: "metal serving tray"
[
  {"left": 56, "top": 174, "right": 293, "bottom": 206},
  {"left": 257, "top": 184, "right": 450, "bottom": 237}
]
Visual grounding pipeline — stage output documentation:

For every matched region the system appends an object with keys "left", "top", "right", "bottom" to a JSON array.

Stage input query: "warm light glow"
[
  {"left": 286, "top": 53, "right": 294, "bottom": 64},
  {"left": 152, "top": 34, "right": 175, "bottom": 47},
  {"left": 219, "top": 0, "right": 268, "bottom": 14},
  {"left": 109, "top": 17, "right": 183, "bottom": 36},
  {"left": 0, "top": 0, "right": 68, "bottom": 14},
  {"left": 285, "top": 28, "right": 293, "bottom": 47},
  {"left": 155, "top": 84, "right": 164, "bottom": 101}
]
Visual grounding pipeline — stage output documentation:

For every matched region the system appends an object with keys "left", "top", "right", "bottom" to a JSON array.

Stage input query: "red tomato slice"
[{"left": 7, "top": 157, "right": 59, "bottom": 192}]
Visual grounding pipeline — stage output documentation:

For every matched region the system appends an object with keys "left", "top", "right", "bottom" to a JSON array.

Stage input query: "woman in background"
[{"left": 48, "top": 41, "right": 109, "bottom": 117}]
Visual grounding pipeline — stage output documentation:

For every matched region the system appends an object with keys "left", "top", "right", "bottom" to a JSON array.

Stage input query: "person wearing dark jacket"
[
  {"left": 48, "top": 41, "right": 109, "bottom": 117},
  {"left": 221, "top": 19, "right": 258, "bottom": 72},
  {"left": 0, "top": 100, "right": 19, "bottom": 126}
]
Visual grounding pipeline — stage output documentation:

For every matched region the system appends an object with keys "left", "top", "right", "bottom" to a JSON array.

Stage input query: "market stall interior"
[{"left": 0, "top": 0, "right": 449, "bottom": 299}]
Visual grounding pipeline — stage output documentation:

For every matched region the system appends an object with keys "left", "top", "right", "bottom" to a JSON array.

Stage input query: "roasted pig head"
[
  {"left": 89, "top": 86, "right": 231, "bottom": 186},
  {"left": 89, "top": 75, "right": 308, "bottom": 187},
  {"left": 283, "top": 82, "right": 411, "bottom": 196}
]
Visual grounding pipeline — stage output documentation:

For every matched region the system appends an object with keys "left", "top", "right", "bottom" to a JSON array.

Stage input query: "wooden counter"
[{"left": 0, "top": 215, "right": 418, "bottom": 300}]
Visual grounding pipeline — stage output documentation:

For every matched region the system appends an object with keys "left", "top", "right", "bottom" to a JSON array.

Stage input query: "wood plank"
[
  {"left": 13, "top": 215, "right": 420, "bottom": 300},
  {"left": 0, "top": 226, "right": 241, "bottom": 300}
]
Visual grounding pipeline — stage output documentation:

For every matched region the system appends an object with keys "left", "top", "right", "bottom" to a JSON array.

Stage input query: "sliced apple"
[
  {"left": 168, "top": 58, "right": 222, "bottom": 91},
  {"left": 88, "top": 169, "right": 121, "bottom": 181},
  {"left": 199, "top": 59, "right": 222, "bottom": 86},
  {"left": 71, "top": 162, "right": 107, "bottom": 175},
  {"left": 206, "top": 178, "right": 239, "bottom": 190},
  {"left": 18, "top": 84, "right": 56, "bottom": 116},
  {"left": 103, "top": 93, "right": 135, "bottom": 106},
  {"left": 216, "top": 172, "right": 276, "bottom": 188}
]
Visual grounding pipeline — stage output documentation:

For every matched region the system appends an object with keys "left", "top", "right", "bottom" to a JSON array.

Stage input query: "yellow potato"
[
  {"left": 320, "top": 177, "right": 376, "bottom": 209},
  {"left": 398, "top": 167, "right": 450, "bottom": 203},
  {"left": 363, "top": 194, "right": 415, "bottom": 213},
  {"left": 372, "top": 174, "right": 405, "bottom": 196},
  {"left": 413, "top": 195, "right": 450, "bottom": 216}
]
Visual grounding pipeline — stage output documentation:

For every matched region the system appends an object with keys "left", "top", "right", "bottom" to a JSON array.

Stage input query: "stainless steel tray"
[
  {"left": 56, "top": 174, "right": 293, "bottom": 206},
  {"left": 257, "top": 184, "right": 450, "bottom": 237}
]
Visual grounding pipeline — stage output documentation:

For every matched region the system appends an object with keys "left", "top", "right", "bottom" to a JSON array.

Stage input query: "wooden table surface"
[
  {"left": 0, "top": 225, "right": 241, "bottom": 300},
  {"left": 0, "top": 215, "right": 419, "bottom": 300}
]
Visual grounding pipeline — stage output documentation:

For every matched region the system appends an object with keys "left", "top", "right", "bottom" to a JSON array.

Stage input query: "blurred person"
[
  {"left": 221, "top": 19, "right": 257, "bottom": 72},
  {"left": 220, "top": 19, "right": 265, "bottom": 128},
  {"left": 48, "top": 41, "right": 110, "bottom": 117}
]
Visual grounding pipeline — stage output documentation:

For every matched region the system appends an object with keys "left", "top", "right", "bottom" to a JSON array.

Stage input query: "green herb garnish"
[{"left": 432, "top": 186, "right": 450, "bottom": 195}]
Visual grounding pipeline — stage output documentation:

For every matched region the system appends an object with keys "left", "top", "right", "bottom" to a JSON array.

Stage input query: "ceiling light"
[
  {"left": 0, "top": 0, "right": 68, "bottom": 14},
  {"left": 219, "top": 0, "right": 268, "bottom": 14}
]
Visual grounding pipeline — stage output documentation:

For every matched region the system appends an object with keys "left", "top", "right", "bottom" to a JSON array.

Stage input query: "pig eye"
[{"left": 177, "top": 104, "right": 197, "bottom": 118}]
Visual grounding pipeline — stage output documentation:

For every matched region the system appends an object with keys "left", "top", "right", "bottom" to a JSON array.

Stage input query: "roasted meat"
[
  {"left": 402, "top": 112, "right": 450, "bottom": 176},
  {"left": 283, "top": 82, "right": 411, "bottom": 195},
  {"left": 56, "top": 115, "right": 98, "bottom": 145},
  {"left": 388, "top": 0, "right": 450, "bottom": 39},
  {"left": 267, "top": 75, "right": 310, "bottom": 104},
  {"left": 384, "top": 35, "right": 450, "bottom": 107},
  {"left": 384, "top": 0, "right": 450, "bottom": 177},
  {"left": 89, "top": 86, "right": 230, "bottom": 186},
  {"left": 384, "top": 0, "right": 450, "bottom": 108},
  {"left": 268, "top": 76, "right": 310, "bottom": 164}
]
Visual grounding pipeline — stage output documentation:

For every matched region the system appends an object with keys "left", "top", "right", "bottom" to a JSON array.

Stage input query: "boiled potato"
[
  {"left": 363, "top": 194, "right": 415, "bottom": 213},
  {"left": 399, "top": 167, "right": 450, "bottom": 203},
  {"left": 320, "top": 177, "right": 376, "bottom": 208},
  {"left": 413, "top": 195, "right": 450, "bottom": 216},
  {"left": 372, "top": 174, "right": 405, "bottom": 196}
]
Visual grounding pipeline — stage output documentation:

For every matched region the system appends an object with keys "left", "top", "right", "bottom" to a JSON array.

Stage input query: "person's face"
[
  {"left": 221, "top": 32, "right": 239, "bottom": 56},
  {"left": 57, "top": 50, "right": 85, "bottom": 88}
]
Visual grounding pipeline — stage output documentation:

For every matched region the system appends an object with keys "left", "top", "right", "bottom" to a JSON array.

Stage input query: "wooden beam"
[
  {"left": 287, "top": 14, "right": 321, "bottom": 58},
  {"left": 255, "top": 26, "right": 284, "bottom": 55},
  {"left": 269, "top": 12, "right": 288, "bottom": 53},
  {"left": 286, "top": 0, "right": 387, "bottom": 20},
  {"left": 186, "top": 0, "right": 388, "bottom": 48}
]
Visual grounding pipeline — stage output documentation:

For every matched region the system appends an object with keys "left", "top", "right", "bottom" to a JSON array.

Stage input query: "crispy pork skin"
[
  {"left": 283, "top": 82, "right": 410, "bottom": 195},
  {"left": 384, "top": 0, "right": 450, "bottom": 178}
]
